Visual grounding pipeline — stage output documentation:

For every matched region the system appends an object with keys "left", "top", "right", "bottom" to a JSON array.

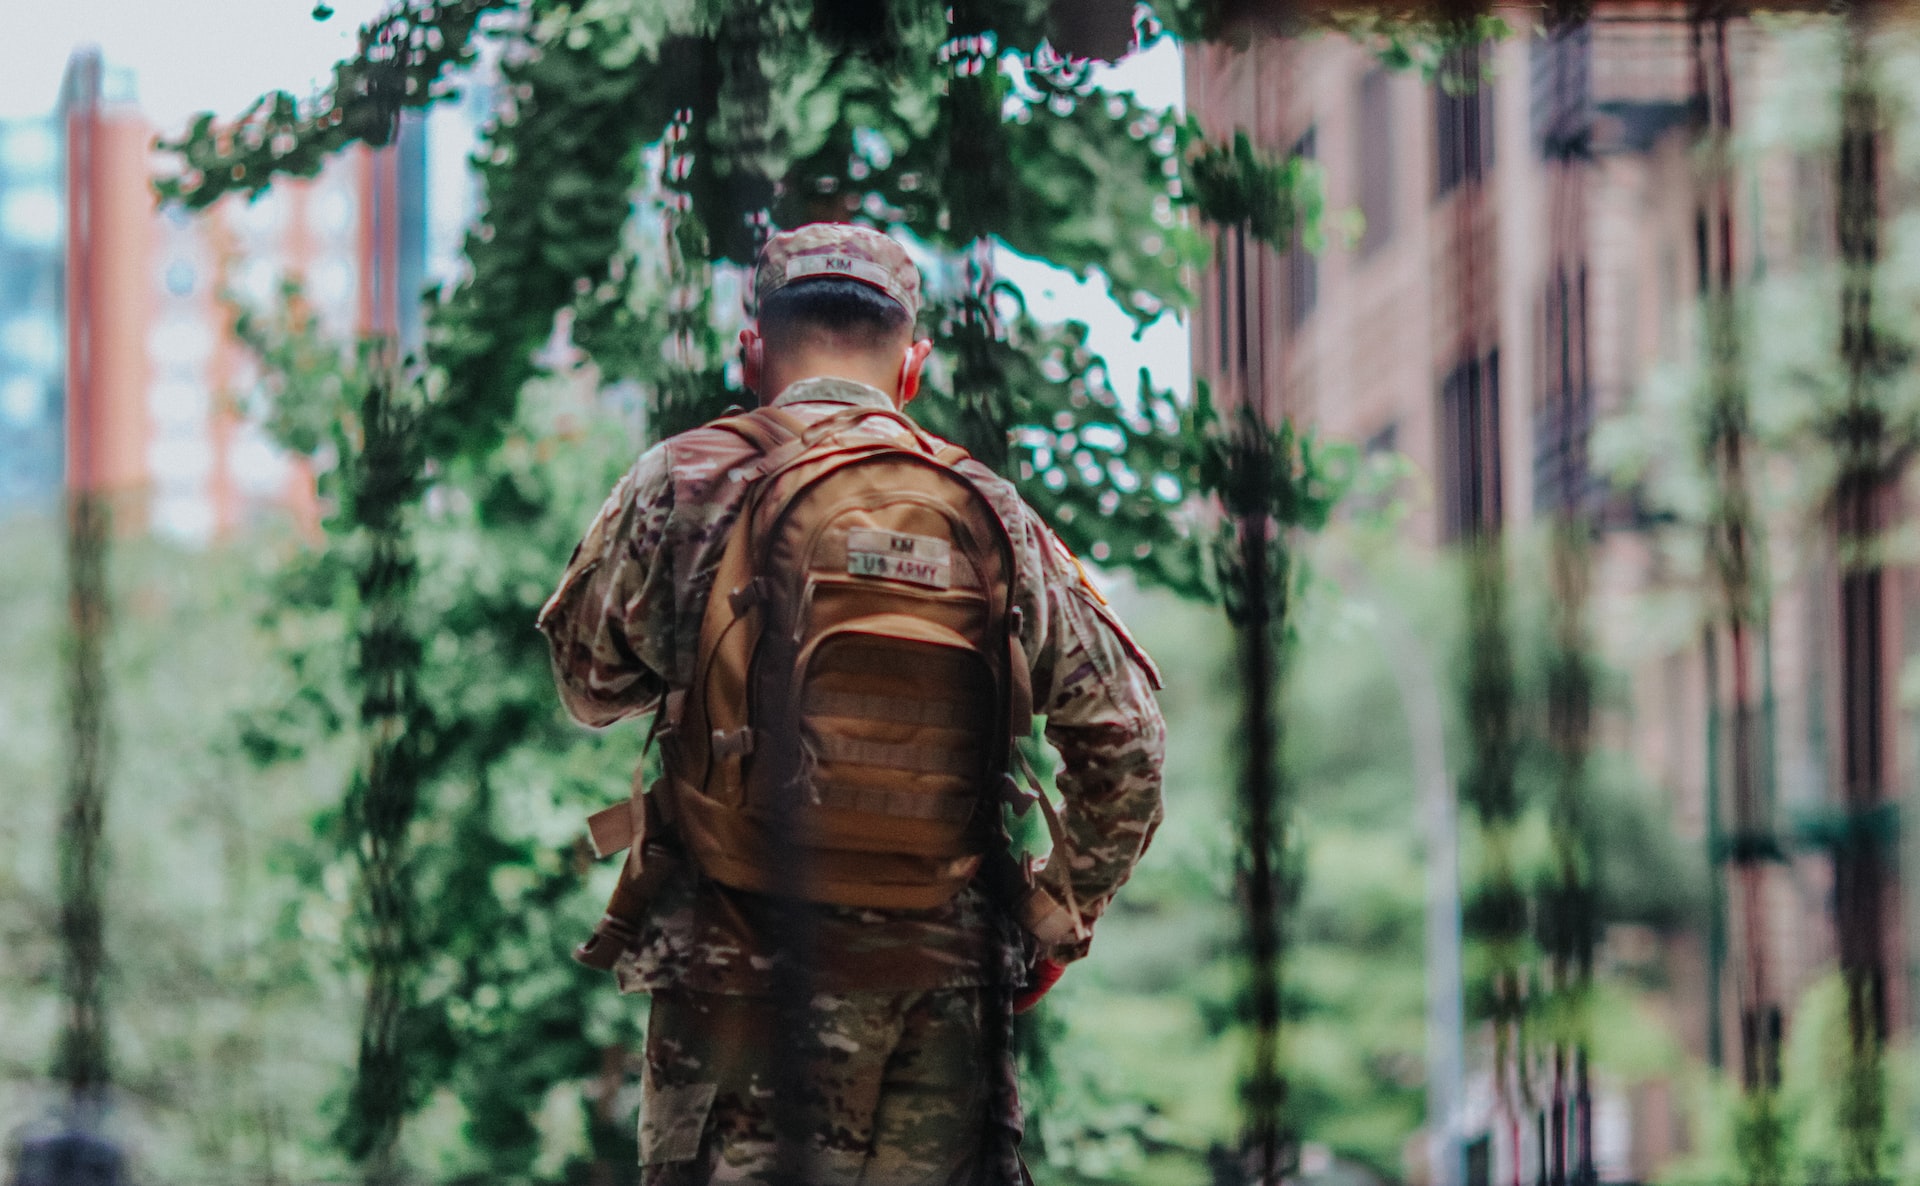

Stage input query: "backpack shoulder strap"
[
  {"left": 707, "top": 405, "right": 800, "bottom": 452},
  {"left": 691, "top": 406, "right": 815, "bottom": 482},
  {"left": 799, "top": 407, "right": 986, "bottom": 476}
]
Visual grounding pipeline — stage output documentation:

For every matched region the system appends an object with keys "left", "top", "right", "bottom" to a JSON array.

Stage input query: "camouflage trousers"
[{"left": 638, "top": 987, "right": 1028, "bottom": 1186}]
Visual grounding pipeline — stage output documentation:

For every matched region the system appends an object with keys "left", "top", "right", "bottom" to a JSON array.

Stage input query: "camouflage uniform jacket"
[{"left": 538, "top": 376, "right": 1166, "bottom": 995}]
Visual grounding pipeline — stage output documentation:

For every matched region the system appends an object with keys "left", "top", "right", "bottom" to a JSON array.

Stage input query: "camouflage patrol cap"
[{"left": 752, "top": 223, "right": 922, "bottom": 321}]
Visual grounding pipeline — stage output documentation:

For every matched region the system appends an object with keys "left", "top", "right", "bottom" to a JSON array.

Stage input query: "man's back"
[
  {"left": 536, "top": 222, "right": 1165, "bottom": 1185},
  {"left": 540, "top": 375, "right": 1164, "bottom": 995}
]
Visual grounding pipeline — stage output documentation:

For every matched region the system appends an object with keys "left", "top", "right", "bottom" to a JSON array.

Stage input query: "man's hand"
[{"left": 1012, "top": 957, "right": 1066, "bottom": 1013}]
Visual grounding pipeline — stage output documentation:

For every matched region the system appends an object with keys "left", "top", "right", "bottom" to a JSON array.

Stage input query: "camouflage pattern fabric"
[
  {"left": 537, "top": 376, "right": 1166, "bottom": 992},
  {"left": 638, "top": 988, "right": 1022, "bottom": 1185},
  {"left": 750, "top": 223, "right": 924, "bottom": 320}
]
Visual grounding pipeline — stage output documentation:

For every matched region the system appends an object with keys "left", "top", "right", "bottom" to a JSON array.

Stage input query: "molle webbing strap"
[
  {"left": 812, "top": 784, "right": 978, "bottom": 824},
  {"left": 822, "top": 646, "right": 977, "bottom": 683},
  {"left": 584, "top": 772, "right": 670, "bottom": 859},
  {"left": 811, "top": 735, "right": 980, "bottom": 777},
  {"left": 1007, "top": 627, "right": 1033, "bottom": 741},
  {"left": 586, "top": 801, "right": 634, "bottom": 860},
  {"left": 1008, "top": 749, "right": 1088, "bottom": 949},
  {"left": 807, "top": 690, "right": 976, "bottom": 730},
  {"left": 574, "top": 777, "right": 686, "bottom": 969},
  {"left": 668, "top": 781, "right": 983, "bottom": 909}
]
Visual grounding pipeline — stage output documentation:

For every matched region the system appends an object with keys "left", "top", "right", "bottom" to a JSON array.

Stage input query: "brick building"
[{"left": 1187, "top": 10, "right": 1910, "bottom": 1183}]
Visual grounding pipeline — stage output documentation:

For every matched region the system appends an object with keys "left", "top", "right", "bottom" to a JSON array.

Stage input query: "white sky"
[
  {"left": 2, "top": 2, "right": 1188, "bottom": 391},
  {"left": 1013, "top": 38, "right": 1190, "bottom": 397},
  {"left": 2, "top": 0, "right": 393, "bottom": 126},
  {"left": 3, "top": 4, "right": 1185, "bottom": 133}
]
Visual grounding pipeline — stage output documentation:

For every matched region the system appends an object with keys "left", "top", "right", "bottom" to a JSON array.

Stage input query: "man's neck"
[
  {"left": 761, "top": 355, "right": 900, "bottom": 408},
  {"left": 764, "top": 375, "right": 897, "bottom": 411}
]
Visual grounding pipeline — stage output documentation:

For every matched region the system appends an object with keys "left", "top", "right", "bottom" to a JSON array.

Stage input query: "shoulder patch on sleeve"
[
  {"left": 1049, "top": 536, "right": 1162, "bottom": 691},
  {"left": 1081, "top": 589, "right": 1164, "bottom": 690},
  {"left": 1068, "top": 551, "right": 1108, "bottom": 605},
  {"left": 1046, "top": 534, "right": 1105, "bottom": 598}
]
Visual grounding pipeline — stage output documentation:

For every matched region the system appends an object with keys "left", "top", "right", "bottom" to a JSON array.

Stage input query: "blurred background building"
[
  {"left": 1189, "top": 13, "right": 1909, "bottom": 1185},
  {"left": 0, "top": 114, "right": 64, "bottom": 514},
  {"left": 12, "top": 46, "right": 486, "bottom": 543}
]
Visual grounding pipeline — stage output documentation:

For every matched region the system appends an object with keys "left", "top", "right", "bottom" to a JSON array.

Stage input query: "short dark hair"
[{"left": 757, "top": 278, "right": 913, "bottom": 353}]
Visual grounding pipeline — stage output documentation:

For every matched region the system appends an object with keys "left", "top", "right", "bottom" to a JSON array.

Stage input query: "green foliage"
[
  {"left": 1660, "top": 975, "right": 1920, "bottom": 1186},
  {"left": 1180, "top": 123, "right": 1327, "bottom": 251},
  {"left": 1279, "top": 599, "right": 1430, "bottom": 1175},
  {"left": 1436, "top": 530, "right": 1713, "bottom": 1032},
  {"left": 1019, "top": 579, "right": 1426, "bottom": 1182},
  {"left": 158, "top": 0, "right": 1232, "bottom": 1169},
  {"left": 423, "top": 8, "right": 677, "bottom": 461},
  {"left": 1016, "top": 531, "right": 1702, "bottom": 1184},
  {"left": 232, "top": 292, "right": 655, "bottom": 1175},
  {"left": 143, "top": 0, "right": 1511, "bottom": 1178},
  {"left": 0, "top": 516, "right": 360, "bottom": 1184},
  {"left": 920, "top": 302, "right": 1219, "bottom": 599},
  {"left": 1595, "top": 18, "right": 1920, "bottom": 589},
  {"left": 157, "top": 0, "right": 1351, "bottom": 623},
  {"left": 155, "top": 0, "right": 508, "bottom": 208},
  {"left": 333, "top": 364, "right": 434, "bottom": 1175},
  {"left": 1316, "top": 14, "right": 1510, "bottom": 94},
  {"left": 1141, "top": 1, "right": 1508, "bottom": 91},
  {"left": 997, "top": 72, "right": 1198, "bottom": 326},
  {"left": 162, "top": 0, "right": 1201, "bottom": 452},
  {"left": 1122, "top": 55, "right": 1349, "bottom": 1175}
]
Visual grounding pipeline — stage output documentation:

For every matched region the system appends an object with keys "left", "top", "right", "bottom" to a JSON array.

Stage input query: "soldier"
[{"left": 538, "top": 222, "right": 1165, "bottom": 1185}]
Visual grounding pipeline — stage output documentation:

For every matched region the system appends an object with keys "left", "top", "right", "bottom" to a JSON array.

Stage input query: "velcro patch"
[
  {"left": 786, "top": 254, "right": 893, "bottom": 291},
  {"left": 846, "top": 528, "right": 951, "bottom": 589}
]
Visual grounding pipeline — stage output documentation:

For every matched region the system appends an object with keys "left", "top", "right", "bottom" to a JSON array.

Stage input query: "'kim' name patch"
[{"left": 846, "top": 528, "right": 952, "bottom": 589}]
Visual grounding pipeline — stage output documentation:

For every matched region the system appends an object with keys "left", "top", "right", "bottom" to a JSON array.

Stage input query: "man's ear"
[
  {"left": 740, "top": 327, "right": 764, "bottom": 395},
  {"left": 898, "top": 338, "right": 934, "bottom": 407}
]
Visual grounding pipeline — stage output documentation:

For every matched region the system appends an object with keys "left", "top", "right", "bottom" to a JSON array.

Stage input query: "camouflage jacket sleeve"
[
  {"left": 536, "top": 443, "right": 675, "bottom": 728},
  {"left": 1009, "top": 503, "right": 1168, "bottom": 962}
]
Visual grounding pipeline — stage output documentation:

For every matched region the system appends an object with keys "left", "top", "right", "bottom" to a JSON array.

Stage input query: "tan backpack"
[
  {"left": 655, "top": 402, "right": 1033, "bottom": 909},
  {"left": 574, "top": 403, "right": 1068, "bottom": 969}
]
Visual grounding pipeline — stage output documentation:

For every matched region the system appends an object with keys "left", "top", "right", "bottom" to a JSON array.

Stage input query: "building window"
[
  {"left": 1236, "top": 226, "right": 1253, "bottom": 379},
  {"left": 1534, "top": 261, "right": 1591, "bottom": 512},
  {"left": 1465, "top": 1135, "right": 1493, "bottom": 1186},
  {"left": 1286, "top": 127, "right": 1318, "bottom": 330},
  {"left": 1434, "top": 48, "right": 1494, "bottom": 198},
  {"left": 1216, "top": 226, "right": 1232, "bottom": 379},
  {"left": 1529, "top": 23, "right": 1591, "bottom": 159},
  {"left": 1438, "top": 349, "right": 1502, "bottom": 541},
  {"left": 1357, "top": 70, "right": 1394, "bottom": 255}
]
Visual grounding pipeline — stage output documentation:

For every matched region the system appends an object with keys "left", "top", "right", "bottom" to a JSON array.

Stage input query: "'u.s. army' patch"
[{"left": 846, "top": 528, "right": 952, "bottom": 589}]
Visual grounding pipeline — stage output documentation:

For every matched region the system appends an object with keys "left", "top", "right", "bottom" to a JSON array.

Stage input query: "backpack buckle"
[
  {"left": 712, "top": 727, "right": 756, "bottom": 760},
  {"left": 727, "top": 578, "right": 768, "bottom": 616}
]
